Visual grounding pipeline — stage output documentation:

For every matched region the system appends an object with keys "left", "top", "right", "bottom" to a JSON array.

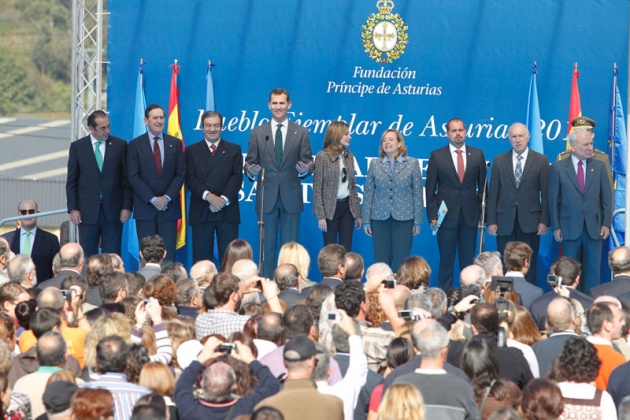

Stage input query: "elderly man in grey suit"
[
  {"left": 245, "top": 88, "right": 313, "bottom": 278},
  {"left": 549, "top": 116, "right": 612, "bottom": 293},
  {"left": 487, "top": 122, "right": 550, "bottom": 286}
]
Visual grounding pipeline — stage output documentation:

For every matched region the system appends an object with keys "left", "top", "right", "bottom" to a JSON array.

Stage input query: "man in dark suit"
[
  {"left": 38, "top": 242, "right": 84, "bottom": 289},
  {"left": 2, "top": 200, "right": 60, "bottom": 282},
  {"left": 549, "top": 116, "right": 613, "bottom": 293},
  {"left": 301, "top": 244, "right": 347, "bottom": 296},
  {"left": 128, "top": 104, "right": 185, "bottom": 262},
  {"left": 529, "top": 256, "right": 593, "bottom": 330},
  {"left": 426, "top": 118, "right": 487, "bottom": 291},
  {"left": 245, "top": 88, "right": 313, "bottom": 277},
  {"left": 487, "top": 122, "right": 550, "bottom": 286},
  {"left": 531, "top": 297, "right": 579, "bottom": 376},
  {"left": 275, "top": 263, "right": 303, "bottom": 308},
  {"left": 66, "top": 110, "right": 132, "bottom": 257},
  {"left": 592, "top": 246, "right": 630, "bottom": 298},
  {"left": 185, "top": 111, "right": 242, "bottom": 265},
  {"left": 503, "top": 241, "right": 543, "bottom": 308}
]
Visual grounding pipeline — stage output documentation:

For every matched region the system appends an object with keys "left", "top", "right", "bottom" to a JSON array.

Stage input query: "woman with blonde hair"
[
  {"left": 362, "top": 129, "right": 423, "bottom": 271},
  {"left": 278, "top": 242, "right": 315, "bottom": 292},
  {"left": 312, "top": 120, "right": 362, "bottom": 251},
  {"left": 377, "top": 383, "right": 425, "bottom": 420},
  {"left": 138, "top": 362, "right": 177, "bottom": 418},
  {"left": 83, "top": 312, "right": 132, "bottom": 378}
]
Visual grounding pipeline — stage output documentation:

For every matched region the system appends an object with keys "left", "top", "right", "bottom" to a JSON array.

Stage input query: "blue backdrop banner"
[{"left": 108, "top": 0, "right": 629, "bottom": 286}]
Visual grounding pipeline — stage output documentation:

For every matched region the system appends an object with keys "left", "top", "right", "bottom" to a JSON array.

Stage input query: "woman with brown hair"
[
  {"left": 511, "top": 306, "right": 542, "bottom": 346},
  {"left": 520, "top": 378, "right": 564, "bottom": 420},
  {"left": 396, "top": 256, "right": 431, "bottom": 292},
  {"left": 71, "top": 388, "right": 114, "bottom": 420},
  {"left": 312, "top": 120, "right": 362, "bottom": 251},
  {"left": 220, "top": 239, "right": 253, "bottom": 273}
]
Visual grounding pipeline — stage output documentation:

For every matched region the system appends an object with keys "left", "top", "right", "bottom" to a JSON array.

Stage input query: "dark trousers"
[
  {"left": 437, "top": 217, "right": 477, "bottom": 291},
  {"left": 563, "top": 221, "right": 602, "bottom": 294},
  {"left": 192, "top": 221, "right": 239, "bottom": 266},
  {"left": 136, "top": 213, "right": 177, "bottom": 263},
  {"left": 496, "top": 215, "right": 540, "bottom": 286},
  {"left": 323, "top": 197, "right": 355, "bottom": 251},
  {"left": 262, "top": 199, "right": 300, "bottom": 278},
  {"left": 371, "top": 218, "right": 414, "bottom": 272},
  {"left": 79, "top": 204, "right": 122, "bottom": 257}
]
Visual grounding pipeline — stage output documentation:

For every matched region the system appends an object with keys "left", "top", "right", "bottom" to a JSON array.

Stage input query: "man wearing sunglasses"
[{"left": 2, "top": 200, "right": 60, "bottom": 282}]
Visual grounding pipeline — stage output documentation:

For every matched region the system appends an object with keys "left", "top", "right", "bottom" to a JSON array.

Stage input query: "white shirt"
[
  {"left": 273, "top": 119, "right": 288, "bottom": 149},
  {"left": 507, "top": 338, "right": 539, "bottom": 377},
  {"left": 316, "top": 335, "right": 368, "bottom": 420},
  {"left": 557, "top": 381, "right": 617, "bottom": 420},
  {"left": 91, "top": 135, "right": 106, "bottom": 159},
  {"left": 512, "top": 148, "right": 529, "bottom": 173},
  {"left": 449, "top": 143, "right": 467, "bottom": 172}
]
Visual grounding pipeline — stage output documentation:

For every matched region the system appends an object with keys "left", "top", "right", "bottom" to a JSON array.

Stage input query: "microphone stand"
[
  {"left": 478, "top": 162, "right": 491, "bottom": 252},
  {"left": 257, "top": 168, "right": 265, "bottom": 275}
]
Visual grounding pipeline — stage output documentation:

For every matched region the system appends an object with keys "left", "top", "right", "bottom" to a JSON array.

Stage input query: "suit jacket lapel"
[
  {"left": 519, "top": 151, "right": 535, "bottom": 185},
  {"left": 281, "top": 122, "right": 297, "bottom": 168},
  {"left": 30, "top": 230, "right": 41, "bottom": 257},
  {"left": 443, "top": 147, "right": 459, "bottom": 181},
  {"left": 584, "top": 158, "right": 595, "bottom": 192},
  {"left": 563, "top": 157, "right": 583, "bottom": 194}
]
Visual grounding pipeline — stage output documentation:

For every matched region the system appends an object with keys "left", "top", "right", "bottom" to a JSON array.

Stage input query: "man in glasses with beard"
[{"left": 2, "top": 199, "right": 60, "bottom": 281}]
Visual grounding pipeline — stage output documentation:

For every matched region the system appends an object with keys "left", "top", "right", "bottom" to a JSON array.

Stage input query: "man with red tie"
[
  {"left": 549, "top": 116, "right": 613, "bottom": 293},
  {"left": 128, "top": 104, "right": 185, "bottom": 262},
  {"left": 425, "top": 118, "right": 487, "bottom": 291}
]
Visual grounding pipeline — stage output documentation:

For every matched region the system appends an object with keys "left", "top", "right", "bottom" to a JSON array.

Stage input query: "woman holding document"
[{"left": 362, "top": 129, "right": 423, "bottom": 271}]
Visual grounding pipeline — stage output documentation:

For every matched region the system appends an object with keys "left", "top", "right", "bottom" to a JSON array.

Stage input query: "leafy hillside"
[{"left": 0, "top": 0, "right": 72, "bottom": 117}]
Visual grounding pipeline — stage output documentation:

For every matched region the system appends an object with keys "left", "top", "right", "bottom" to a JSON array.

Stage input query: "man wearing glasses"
[{"left": 2, "top": 200, "right": 60, "bottom": 282}]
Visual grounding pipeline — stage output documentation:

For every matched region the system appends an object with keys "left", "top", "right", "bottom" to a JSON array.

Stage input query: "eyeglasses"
[
  {"left": 19, "top": 209, "right": 36, "bottom": 215},
  {"left": 341, "top": 168, "right": 347, "bottom": 183}
]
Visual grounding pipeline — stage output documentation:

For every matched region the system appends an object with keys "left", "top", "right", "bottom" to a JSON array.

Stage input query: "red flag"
[
  {"left": 566, "top": 64, "right": 582, "bottom": 150},
  {"left": 167, "top": 61, "right": 186, "bottom": 249}
]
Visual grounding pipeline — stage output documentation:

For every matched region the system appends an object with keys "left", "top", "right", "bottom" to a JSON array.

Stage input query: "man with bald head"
[
  {"left": 460, "top": 264, "right": 487, "bottom": 296},
  {"left": 531, "top": 297, "right": 579, "bottom": 376},
  {"left": 592, "top": 246, "right": 630, "bottom": 299},
  {"left": 2, "top": 199, "right": 60, "bottom": 282},
  {"left": 487, "top": 122, "right": 550, "bottom": 286},
  {"left": 39, "top": 243, "right": 85, "bottom": 289}
]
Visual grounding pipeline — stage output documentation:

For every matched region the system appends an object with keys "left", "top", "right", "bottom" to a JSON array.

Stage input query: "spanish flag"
[
  {"left": 167, "top": 61, "right": 186, "bottom": 249},
  {"left": 566, "top": 63, "right": 582, "bottom": 150}
]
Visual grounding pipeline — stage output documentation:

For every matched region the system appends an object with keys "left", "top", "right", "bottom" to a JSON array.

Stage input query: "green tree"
[{"left": 0, "top": 48, "right": 36, "bottom": 114}]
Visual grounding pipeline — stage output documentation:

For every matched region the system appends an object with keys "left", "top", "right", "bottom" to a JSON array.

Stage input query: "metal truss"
[{"left": 70, "top": 0, "right": 105, "bottom": 141}]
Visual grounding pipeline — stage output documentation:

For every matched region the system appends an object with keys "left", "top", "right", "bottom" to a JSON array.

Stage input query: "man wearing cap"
[
  {"left": 42, "top": 381, "right": 78, "bottom": 420},
  {"left": 255, "top": 335, "right": 344, "bottom": 420},
  {"left": 549, "top": 116, "right": 613, "bottom": 292}
]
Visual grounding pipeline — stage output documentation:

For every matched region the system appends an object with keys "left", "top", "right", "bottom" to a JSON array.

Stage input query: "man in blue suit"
[
  {"left": 66, "top": 110, "right": 132, "bottom": 257},
  {"left": 548, "top": 116, "right": 613, "bottom": 293},
  {"left": 128, "top": 104, "right": 185, "bottom": 262},
  {"left": 487, "top": 122, "right": 550, "bottom": 286},
  {"left": 245, "top": 88, "right": 313, "bottom": 277},
  {"left": 186, "top": 111, "right": 242, "bottom": 265},
  {"left": 426, "top": 118, "right": 487, "bottom": 291}
]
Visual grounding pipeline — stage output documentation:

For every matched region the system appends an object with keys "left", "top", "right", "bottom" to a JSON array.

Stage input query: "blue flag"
[
  {"left": 608, "top": 67, "right": 627, "bottom": 245},
  {"left": 127, "top": 64, "right": 147, "bottom": 261},
  {"left": 206, "top": 62, "right": 215, "bottom": 111},
  {"left": 526, "top": 63, "right": 552, "bottom": 267}
]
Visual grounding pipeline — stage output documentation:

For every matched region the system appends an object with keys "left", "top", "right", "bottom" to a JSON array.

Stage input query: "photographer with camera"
[
  {"left": 529, "top": 257, "right": 593, "bottom": 331},
  {"left": 174, "top": 336, "right": 281, "bottom": 419}
]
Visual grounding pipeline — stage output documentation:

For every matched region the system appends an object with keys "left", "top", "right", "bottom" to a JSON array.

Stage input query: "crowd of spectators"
[{"left": 3, "top": 234, "right": 630, "bottom": 419}]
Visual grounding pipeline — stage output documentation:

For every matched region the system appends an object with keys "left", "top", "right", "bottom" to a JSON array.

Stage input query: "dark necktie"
[
  {"left": 153, "top": 136, "right": 162, "bottom": 177},
  {"left": 210, "top": 143, "right": 217, "bottom": 156},
  {"left": 577, "top": 160, "right": 585, "bottom": 193},
  {"left": 456, "top": 150, "right": 464, "bottom": 183},
  {"left": 515, "top": 154, "right": 523, "bottom": 187},
  {"left": 275, "top": 124, "right": 283, "bottom": 166}
]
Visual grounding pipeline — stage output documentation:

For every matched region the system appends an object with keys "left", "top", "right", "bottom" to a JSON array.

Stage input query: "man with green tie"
[
  {"left": 66, "top": 110, "right": 132, "bottom": 258},
  {"left": 2, "top": 200, "right": 59, "bottom": 282}
]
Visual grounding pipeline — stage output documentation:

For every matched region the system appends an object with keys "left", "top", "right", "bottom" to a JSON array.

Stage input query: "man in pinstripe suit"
[{"left": 245, "top": 88, "right": 313, "bottom": 278}]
